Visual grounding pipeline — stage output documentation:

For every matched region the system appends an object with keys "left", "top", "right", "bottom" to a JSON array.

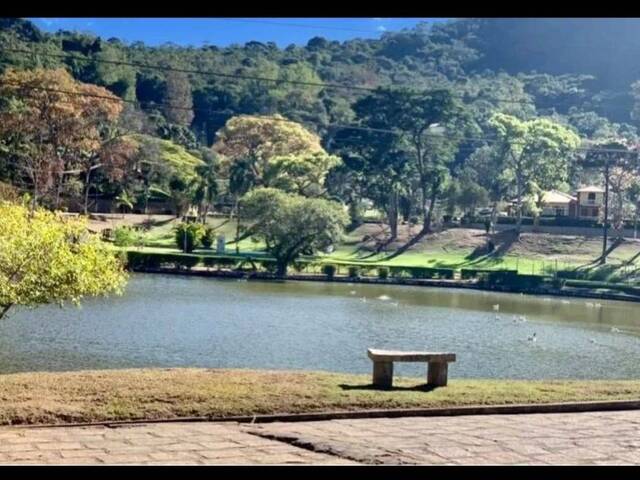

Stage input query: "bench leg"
[
  {"left": 427, "top": 362, "right": 448, "bottom": 387},
  {"left": 372, "top": 361, "right": 393, "bottom": 389}
]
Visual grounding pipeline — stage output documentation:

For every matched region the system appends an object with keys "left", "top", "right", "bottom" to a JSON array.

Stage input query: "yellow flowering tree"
[{"left": 0, "top": 202, "right": 128, "bottom": 320}]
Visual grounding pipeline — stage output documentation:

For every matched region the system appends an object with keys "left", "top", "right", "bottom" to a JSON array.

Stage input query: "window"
[
  {"left": 555, "top": 208, "right": 565, "bottom": 216},
  {"left": 580, "top": 207, "right": 589, "bottom": 216},
  {"left": 588, "top": 192, "right": 596, "bottom": 201}
]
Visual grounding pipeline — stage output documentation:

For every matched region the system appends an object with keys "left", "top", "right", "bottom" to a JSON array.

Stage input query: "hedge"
[
  {"left": 460, "top": 268, "right": 518, "bottom": 280},
  {"left": 388, "top": 266, "right": 455, "bottom": 280}
]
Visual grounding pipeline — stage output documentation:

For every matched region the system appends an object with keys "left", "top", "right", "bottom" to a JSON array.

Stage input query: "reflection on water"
[{"left": 1, "top": 274, "right": 639, "bottom": 379}]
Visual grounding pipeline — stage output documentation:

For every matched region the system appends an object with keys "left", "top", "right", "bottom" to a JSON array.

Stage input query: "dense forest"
[{"left": 2, "top": 17, "right": 640, "bottom": 241}]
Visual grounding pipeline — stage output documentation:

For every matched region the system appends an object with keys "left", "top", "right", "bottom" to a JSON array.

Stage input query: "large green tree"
[
  {"left": 352, "top": 88, "right": 474, "bottom": 233},
  {"left": 0, "top": 201, "right": 128, "bottom": 320},
  {"left": 489, "top": 113, "right": 581, "bottom": 229},
  {"left": 240, "top": 188, "right": 348, "bottom": 276}
]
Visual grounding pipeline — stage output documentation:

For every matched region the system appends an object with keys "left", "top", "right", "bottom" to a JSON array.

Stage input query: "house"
[
  {"left": 575, "top": 186, "right": 605, "bottom": 219},
  {"left": 505, "top": 190, "right": 576, "bottom": 217},
  {"left": 538, "top": 190, "right": 577, "bottom": 217},
  {"left": 504, "top": 186, "right": 604, "bottom": 219}
]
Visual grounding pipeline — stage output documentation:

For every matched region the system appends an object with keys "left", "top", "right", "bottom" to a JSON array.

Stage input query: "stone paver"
[
  {"left": 1, "top": 410, "right": 640, "bottom": 464},
  {"left": 0, "top": 422, "right": 356, "bottom": 465},
  {"left": 246, "top": 410, "right": 640, "bottom": 465}
]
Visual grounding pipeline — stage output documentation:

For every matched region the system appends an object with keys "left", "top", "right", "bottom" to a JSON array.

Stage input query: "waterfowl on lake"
[{"left": 528, "top": 333, "right": 537, "bottom": 342}]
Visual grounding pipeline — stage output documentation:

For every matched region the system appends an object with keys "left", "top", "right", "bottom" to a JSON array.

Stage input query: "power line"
[
  {"left": 1, "top": 80, "right": 638, "bottom": 156},
  {"left": 219, "top": 18, "right": 397, "bottom": 34},
  {"left": 0, "top": 46, "right": 541, "bottom": 106}
]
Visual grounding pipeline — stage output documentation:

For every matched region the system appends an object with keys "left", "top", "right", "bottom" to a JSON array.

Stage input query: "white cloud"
[{"left": 376, "top": 25, "right": 387, "bottom": 32}]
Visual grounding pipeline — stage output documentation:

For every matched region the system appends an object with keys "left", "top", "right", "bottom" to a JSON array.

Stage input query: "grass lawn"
[
  {"left": 101, "top": 214, "right": 640, "bottom": 280},
  {"left": 1, "top": 368, "right": 639, "bottom": 425}
]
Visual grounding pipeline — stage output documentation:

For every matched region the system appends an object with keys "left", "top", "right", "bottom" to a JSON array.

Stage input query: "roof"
[
  {"left": 540, "top": 190, "right": 576, "bottom": 204},
  {"left": 576, "top": 186, "right": 605, "bottom": 193}
]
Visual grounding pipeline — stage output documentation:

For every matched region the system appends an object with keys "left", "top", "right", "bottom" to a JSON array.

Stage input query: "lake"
[{"left": 1, "top": 274, "right": 639, "bottom": 379}]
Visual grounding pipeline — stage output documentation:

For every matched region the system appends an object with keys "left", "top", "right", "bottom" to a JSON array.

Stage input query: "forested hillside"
[{"left": 2, "top": 17, "right": 640, "bottom": 240}]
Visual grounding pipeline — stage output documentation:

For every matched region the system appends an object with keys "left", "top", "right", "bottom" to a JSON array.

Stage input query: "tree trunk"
[
  {"left": 387, "top": 190, "right": 398, "bottom": 241},
  {"left": 490, "top": 201, "right": 498, "bottom": 234},
  {"left": 54, "top": 174, "right": 64, "bottom": 210},
  {"left": 421, "top": 182, "right": 430, "bottom": 232},
  {"left": 0, "top": 304, "right": 13, "bottom": 321},
  {"left": 515, "top": 172, "right": 523, "bottom": 232},
  {"left": 276, "top": 260, "right": 288, "bottom": 277},
  {"left": 423, "top": 188, "right": 438, "bottom": 234},
  {"left": 601, "top": 160, "right": 610, "bottom": 265},
  {"left": 83, "top": 168, "right": 92, "bottom": 215},
  {"left": 235, "top": 200, "right": 241, "bottom": 255}
]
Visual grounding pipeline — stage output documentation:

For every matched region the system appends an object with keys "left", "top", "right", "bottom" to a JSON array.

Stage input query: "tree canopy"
[{"left": 0, "top": 201, "right": 128, "bottom": 320}]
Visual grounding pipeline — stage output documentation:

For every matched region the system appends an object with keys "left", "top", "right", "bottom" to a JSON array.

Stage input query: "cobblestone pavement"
[
  {"left": 1, "top": 410, "right": 640, "bottom": 465},
  {"left": 246, "top": 410, "right": 640, "bottom": 465},
  {"left": 0, "top": 422, "right": 356, "bottom": 465}
]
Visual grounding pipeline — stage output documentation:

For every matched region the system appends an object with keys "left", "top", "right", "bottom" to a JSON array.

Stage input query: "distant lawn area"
[
  {"left": 1, "top": 369, "right": 639, "bottom": 425},
  {"left": 101, "top": 214, "right": 640, "bottom": 278}
]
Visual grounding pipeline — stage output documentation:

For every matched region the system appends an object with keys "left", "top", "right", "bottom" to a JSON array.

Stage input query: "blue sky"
[{"left": 28, "top": 18, "right": 448, "bottom": 47}]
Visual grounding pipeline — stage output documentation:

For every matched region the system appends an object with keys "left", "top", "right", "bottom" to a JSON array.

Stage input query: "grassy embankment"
[
  {"left": 1, "top": 368, "right": 640, "bottom": 425},
  {"left": 96, "top": 214, "right": 640, "bottom": 279}
]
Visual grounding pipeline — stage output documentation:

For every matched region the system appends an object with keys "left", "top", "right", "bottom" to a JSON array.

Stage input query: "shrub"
[
  {"left": 510, "top": 274, "right": 547, "bottom": 290},
  {"left": 378, "top": 267, "right": 389, "bottom": 279},
  {"left": 174, "top": 222, "right": 205, "bottom": 253},
  {"left": 260, "top": 259, "right": 279, "bottom": 273},
  {"left": 389, "top": 266, "right": 410, "bottom": 278},
  {"left": 101, "top": 228, "right": 114, "bottom": 241},
  {"left": 322, "top": 264, "right": 336, "bottom": 279},
  {"left": 177, "top": 255, "right": 201, "bottom": 271},
  {"left": 201, "top": 227, "right": 215, "bottom": 249},
  {"left": 216, "top": 257, "right": 238, "bottom": 270},
  {"left": 407, "top": 267, "right": 455, "bottom": 279},
  {"left": 114, "top": 226, "right": 138, "bottom": 247},
  {"left": 551, "top": 277, "right": 566, "bottom": 289},
  {"left": 348, "top": 266, "right": 360, "bottom": 278},
  {"left": 125, "top": 251, "right": 163, "bottom": 270},
  {"left": 202, "top": 257, "right": 217, "bottom": 270},
  {"left": 292, "top": 261, "right": 308, "bottom": 273},
  {"left": 461, "top": 268, "right": 509, "bottom": 280}
]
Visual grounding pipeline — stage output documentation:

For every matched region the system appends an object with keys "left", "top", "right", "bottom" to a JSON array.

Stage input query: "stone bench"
[{"left": 367, "top": 348, "right": 456, "bottom": 389}]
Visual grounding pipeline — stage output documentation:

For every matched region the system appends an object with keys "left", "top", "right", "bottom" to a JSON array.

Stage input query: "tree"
[
  {"left": 240, "top": 188, "right": 348, "bottom": 276},
  {"left": 0, "top": 68, "right": 132, "bottom": 213},
  {"left": 191, "top": 149, "right": 220, "bottom": 222},
  {"left": 124, "top": 134, "right": 204, "bottom": 216},
  {"left": 213, "top": 114, "right": 325, "bottom": 188},
  {"left": 489, "top": 113, "right": 581, "bottom": 230},
  {"left": 464, "top": 145, "right": 514, "bottom": 231},
  {"left": 162, "top": 71, "right": 194, "bottom": 126},
  {"left": 331, "top": 123, "right": 411, "bottom": 240},
  {"left": 214, "top": 115, "right": 337, "bottom": 249},
  {"left": 583, "top": 138, "right": 637, "bottom": 263},
  {"left": 351, "top": 88, "right": 474, "bottom": 233},
  {"left": 174, "top": 222, "right": 204, "bottom": 253},
  {"left": 266, "top": 151, "right": 341, "bottom": 197},
  {"left": 0, "top": 201, "right": 128, "bottom": 320}
]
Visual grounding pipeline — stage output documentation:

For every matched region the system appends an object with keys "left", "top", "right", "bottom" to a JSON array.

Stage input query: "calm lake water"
[{"left": 1, "top": 274, "right": 640, "bottom": 379}]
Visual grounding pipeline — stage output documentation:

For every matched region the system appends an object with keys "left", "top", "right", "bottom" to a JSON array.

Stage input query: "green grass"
[
  {"left": 105, "top": 215, "right": 640, "bottom": 281},
  {"left": 1, "top": 368, "right": 639, "bottom": 425}
]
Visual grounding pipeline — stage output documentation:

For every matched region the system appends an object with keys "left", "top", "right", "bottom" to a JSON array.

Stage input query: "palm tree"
[
  {"left": 229, "top": 158, "right": 257, "bottom": 253},
  {"left": 115, "top": 189, "right": 135, "bottom": 217},
  {"left": 192, "top": 152, "right": 219, "bottom": 223}
]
